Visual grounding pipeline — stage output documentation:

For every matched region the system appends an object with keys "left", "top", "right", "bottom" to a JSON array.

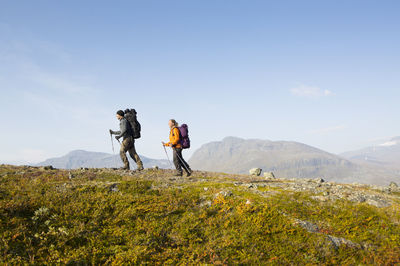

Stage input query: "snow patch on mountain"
[{"left": 379, "top": 141, "right": 398, "bottom": 147}]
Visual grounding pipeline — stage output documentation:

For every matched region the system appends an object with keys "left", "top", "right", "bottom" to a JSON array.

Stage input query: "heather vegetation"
[{"left": 0, "top": 165, "right": 399, "bottom": 264}]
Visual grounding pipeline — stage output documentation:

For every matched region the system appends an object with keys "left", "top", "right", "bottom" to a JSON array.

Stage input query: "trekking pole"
[
  {"left": 173, "top": 147, "right": 191, "bottom": 173},
  {"left": 110, "top": 132, "right": 115, "bottom": 154},
  {"left": 162, "top": 142, "right": 174, "bottom": 168},
  {"left": 110, "top": 132, "right": 118, "bottom": 169}
]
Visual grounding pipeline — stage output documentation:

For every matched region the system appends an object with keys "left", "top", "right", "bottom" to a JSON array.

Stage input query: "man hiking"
[
  {"left": 163, "top": 119, "right": 192, "bottom": 177},
  {"left": 110, "top": 110, "right": 144, "bottom": 171}
]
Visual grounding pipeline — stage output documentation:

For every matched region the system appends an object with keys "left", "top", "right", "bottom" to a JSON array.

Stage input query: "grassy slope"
[{"left": 0, "top": 165, "right": 399, "bottom": 265}]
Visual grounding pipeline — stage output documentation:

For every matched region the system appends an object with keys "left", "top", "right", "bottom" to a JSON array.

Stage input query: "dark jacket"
[{"left": 115, "top": 118, "right": 133, "bottom": 140}]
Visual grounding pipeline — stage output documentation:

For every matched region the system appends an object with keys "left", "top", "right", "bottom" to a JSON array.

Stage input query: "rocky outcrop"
[
  {"left": 236, "top": 176, "right": 397, "bottom": 208},
  {"left": 249, "top": 168, "right": 262, "bottom": 176},
  {"left": 264, "top": 172, "right": 275, "bottom": 179}
]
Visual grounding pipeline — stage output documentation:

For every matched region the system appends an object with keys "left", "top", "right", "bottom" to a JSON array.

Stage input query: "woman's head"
[{"left": 169, "top": 119, "right": 178, "bottom": 128}]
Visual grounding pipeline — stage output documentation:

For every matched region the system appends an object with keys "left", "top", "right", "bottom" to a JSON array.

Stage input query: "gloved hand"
[
  {"left": 115, "top": 136, "right": 120, "bottom": 141},
  {"left": 163, "top": 142, "right": 170, "bottom": 147},
  {"left": 109, "top": 129, "right": 115, "bottom": 135}
]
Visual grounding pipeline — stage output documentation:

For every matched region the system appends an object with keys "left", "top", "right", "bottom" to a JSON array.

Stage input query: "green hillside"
[{"left": 0, "top": 165, "right": 399, "bottom": 264}]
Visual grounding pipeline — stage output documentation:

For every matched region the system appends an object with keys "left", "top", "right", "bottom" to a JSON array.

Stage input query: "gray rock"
[
  {"left": 349, "top": 194, "right": 366, "bottom": 203},
  {"left": 108, "top": 183, "right": 119, "bottom": 192},
  {"left": 247, "top": 183, "right": 258, "bottom": 189},
  {"left": 294, "top": 218, "right": 363, "bottom": 250},
  {"left": 327, "top": 235, "right": 361, "bottom": 250},
  {"left": 264, "top": 172, "right": 275, "bottom": 179},
  {"left": 389, "top": 182, "right": 398, "bottom": 188},
  {"left": 311, "top": 195, "right": 329, "bottom": 202},
  {"left": 366, "top": 198, "right": 391, "bottom": 208},
  {"left": 200, "top": 200, "right": 212, "bottom": 208},
  {"left": 215, "top": 190, "right": 233, "bottom": 198},
  {"left": 294, "top": 219, "right": 319, "bottom": 233},
  {"left": 40, "top": 165, "right": 54, "bottom": 170},
  {"left": 249, "top": 168, "right": 262, "bottom": 176}
]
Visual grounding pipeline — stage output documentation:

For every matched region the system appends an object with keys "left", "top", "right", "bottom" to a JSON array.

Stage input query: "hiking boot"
[
  {"left": 137, "top": 166, "right": 144, "bottom": 171},
  {"left": 174, "top": 172, "right": 183, "bottom": 177},
  {"left": 136, "top": 161, "right": 144, "bottom": 171},
  {"left": 185, "top": 168, "right": 192, "bottom": 177},
  {"left": 119, "top": 166, "right": 130, "bottom": 171}
]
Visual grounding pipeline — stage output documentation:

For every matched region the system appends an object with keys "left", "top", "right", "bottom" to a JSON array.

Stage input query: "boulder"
[
  {"left": 389, "top": 182, "right": 398, "bottom": 188},
  {"left": 264, "top": 172, "right": 275, "bottom": 179},
  {"left": 40, "top": 165, "right": 54, "bottom": 170},
  {"left": 247, "top": 183, "right": 258, "bottom": 189},
  {"left": 249, "top": 168, "right": 262, "bottom": 176}
]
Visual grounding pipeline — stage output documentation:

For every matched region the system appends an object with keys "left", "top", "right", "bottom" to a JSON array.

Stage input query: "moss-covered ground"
[{"left": 0, "top": 165, "right": 399, "bottom": 264}]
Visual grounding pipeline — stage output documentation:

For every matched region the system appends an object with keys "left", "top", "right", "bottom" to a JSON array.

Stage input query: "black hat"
[{"left": 116, "top": 110, "right": 124, "bottom": 117}]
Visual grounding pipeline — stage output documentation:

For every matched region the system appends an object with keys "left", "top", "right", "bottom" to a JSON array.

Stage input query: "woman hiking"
[{"left": 163, "top": 119, "right": 192, "bottom": 177}]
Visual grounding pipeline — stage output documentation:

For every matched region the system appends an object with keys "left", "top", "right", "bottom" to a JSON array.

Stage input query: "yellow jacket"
[{"left": 164, "top": 127, "right": 181, "bottom": 149}]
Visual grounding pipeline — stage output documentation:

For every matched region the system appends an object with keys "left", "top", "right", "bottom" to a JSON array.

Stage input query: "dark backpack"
[
  {"left": 124, "top": 109, "right": 141, "bottom": 139},
  {"left": 178, "top": 124, "right": 190, "bottom": 149}
]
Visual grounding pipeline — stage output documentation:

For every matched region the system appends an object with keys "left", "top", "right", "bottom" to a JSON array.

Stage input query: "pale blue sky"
[{"left": 0, "top": 0, "right": 399, "bottom": 164}]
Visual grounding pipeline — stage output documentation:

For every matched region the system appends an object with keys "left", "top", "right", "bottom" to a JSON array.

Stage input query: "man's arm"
[
  {"left": 109, "top": 129, "right": 121, "bottom": 135},
  {"left": 116, "top": 119, "right": 127, "bottom": 139}
]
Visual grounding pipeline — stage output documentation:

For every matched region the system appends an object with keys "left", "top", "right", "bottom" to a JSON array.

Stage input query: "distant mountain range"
[
  {"left": 340, "top": 136, "right": 400, "bottom": 170},
  {"left": 188, "top": 137, "right": 400, "bottom": 185},
  {"left": 36, "top": 150, "right": 171, "bottom": 170},
  {"left": 36, "top": 137, "right": 400, "bottom": 185}
]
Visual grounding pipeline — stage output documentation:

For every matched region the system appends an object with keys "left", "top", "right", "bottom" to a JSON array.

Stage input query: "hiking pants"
[
  {"left": 120, "top": 136, "right": 143, "bottom": 169},
  {"left": 173, "top": 148, "right": 191, "bottom": 174}
]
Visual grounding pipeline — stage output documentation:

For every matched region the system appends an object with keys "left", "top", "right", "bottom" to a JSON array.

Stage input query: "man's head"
[{"left": 116, "top": 110, "right": 125, "bottom": 120}]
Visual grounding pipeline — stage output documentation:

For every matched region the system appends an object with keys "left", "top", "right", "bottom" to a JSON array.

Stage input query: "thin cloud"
[
  {"left": 20, "top": 61, "right": 94, "bottom": 94},
  {"left": 308, "top": 124, "right": 346, "bottom": 135},
  {"left": 365, "top": 136, "right": 395, "bottom": 143},
  {"left": 290, "top": 85, "right": 334, "bottom": 98}
]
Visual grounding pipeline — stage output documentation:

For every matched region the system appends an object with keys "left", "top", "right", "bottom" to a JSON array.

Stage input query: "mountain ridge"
[
  {"left": 36, "top": 149, "right": 171, "bottom": 169},
  {"left": 340, "top": 136, "right": 400, "bottom": 170},
  {"left": 189, "top": 137, "right": 400, "bottom": 185},
  {"left": 35, "top": 136, "right": 400, "bottom": 185}
]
